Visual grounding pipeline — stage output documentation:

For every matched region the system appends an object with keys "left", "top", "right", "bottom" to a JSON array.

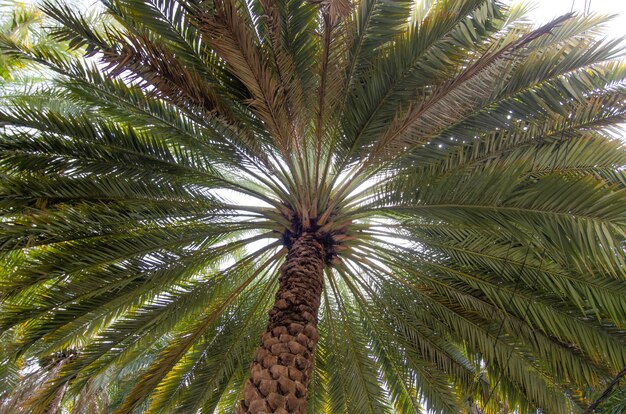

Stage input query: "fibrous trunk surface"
[{"left": 238, "top": 233, "right": 325, "bottom": 414}]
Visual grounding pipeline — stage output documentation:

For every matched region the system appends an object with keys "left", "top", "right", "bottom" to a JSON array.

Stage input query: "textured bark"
[{"left": 238, "top": 233, "right": 325, "bottom": 414}]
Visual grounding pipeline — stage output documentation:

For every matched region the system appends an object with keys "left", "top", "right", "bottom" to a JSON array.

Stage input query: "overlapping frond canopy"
[{"left": 0, "top": 0, "right": 625, "bottom": 413}]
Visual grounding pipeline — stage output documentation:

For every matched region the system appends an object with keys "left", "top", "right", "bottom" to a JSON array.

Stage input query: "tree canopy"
[{"left": 0, "top": 0, "right": 625, "bottom": 413}]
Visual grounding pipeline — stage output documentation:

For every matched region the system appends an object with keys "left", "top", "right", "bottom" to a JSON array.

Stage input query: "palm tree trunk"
[{"left": 238, "top": 233, "right": 325, "bottom": 414}]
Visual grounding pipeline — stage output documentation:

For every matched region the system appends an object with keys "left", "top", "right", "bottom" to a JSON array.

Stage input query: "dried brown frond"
[
  {"left": 319, "top": 0, "right": 352, "bottom": 26},
  {"left": 101, "top": 31, "right": 224, "bottom": 115},
  {"left": 97, "top": 28, "right": 270, "bottom": 167},
  {"left": 195, "top": 0, "right": 295, "bottom": 157}
]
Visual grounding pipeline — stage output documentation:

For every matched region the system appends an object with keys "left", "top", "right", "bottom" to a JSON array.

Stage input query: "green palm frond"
[{"left": 1, "top": 1, "right": 625, "bottom": 413}]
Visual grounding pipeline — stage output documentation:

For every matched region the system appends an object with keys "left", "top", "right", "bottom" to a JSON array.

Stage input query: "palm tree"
[
  {"left": 0, "top": 0, "right": 83, "bottom": 115},
  {"left": 0, "top": 1, "right": 47, "bottom": 80},
  {"left": 1, "top": 0, "right": 625, "bottom": 412}
]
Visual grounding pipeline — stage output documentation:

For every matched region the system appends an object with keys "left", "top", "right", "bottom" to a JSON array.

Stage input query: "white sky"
[{"left": 525, "top": 0, "right": 626, "bottom": 36}]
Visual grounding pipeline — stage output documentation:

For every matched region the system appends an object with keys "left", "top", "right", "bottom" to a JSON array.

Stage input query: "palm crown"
[{"left": 1, "top": 0, "right": 626, "bottom": 413}]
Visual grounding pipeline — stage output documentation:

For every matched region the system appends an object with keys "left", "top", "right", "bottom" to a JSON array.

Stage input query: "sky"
[{"left": 525, "top": 0, "right": 626, "bottom": 36}]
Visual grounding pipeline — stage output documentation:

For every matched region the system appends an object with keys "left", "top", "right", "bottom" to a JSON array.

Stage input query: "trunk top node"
[{"left": 280, "top": 211, "right": 347, "bottom": 266}]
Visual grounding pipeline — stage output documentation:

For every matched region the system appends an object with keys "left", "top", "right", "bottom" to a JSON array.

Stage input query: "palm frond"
[{"left": 1, "top": 1, "right": 625, "bottom": 413}]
